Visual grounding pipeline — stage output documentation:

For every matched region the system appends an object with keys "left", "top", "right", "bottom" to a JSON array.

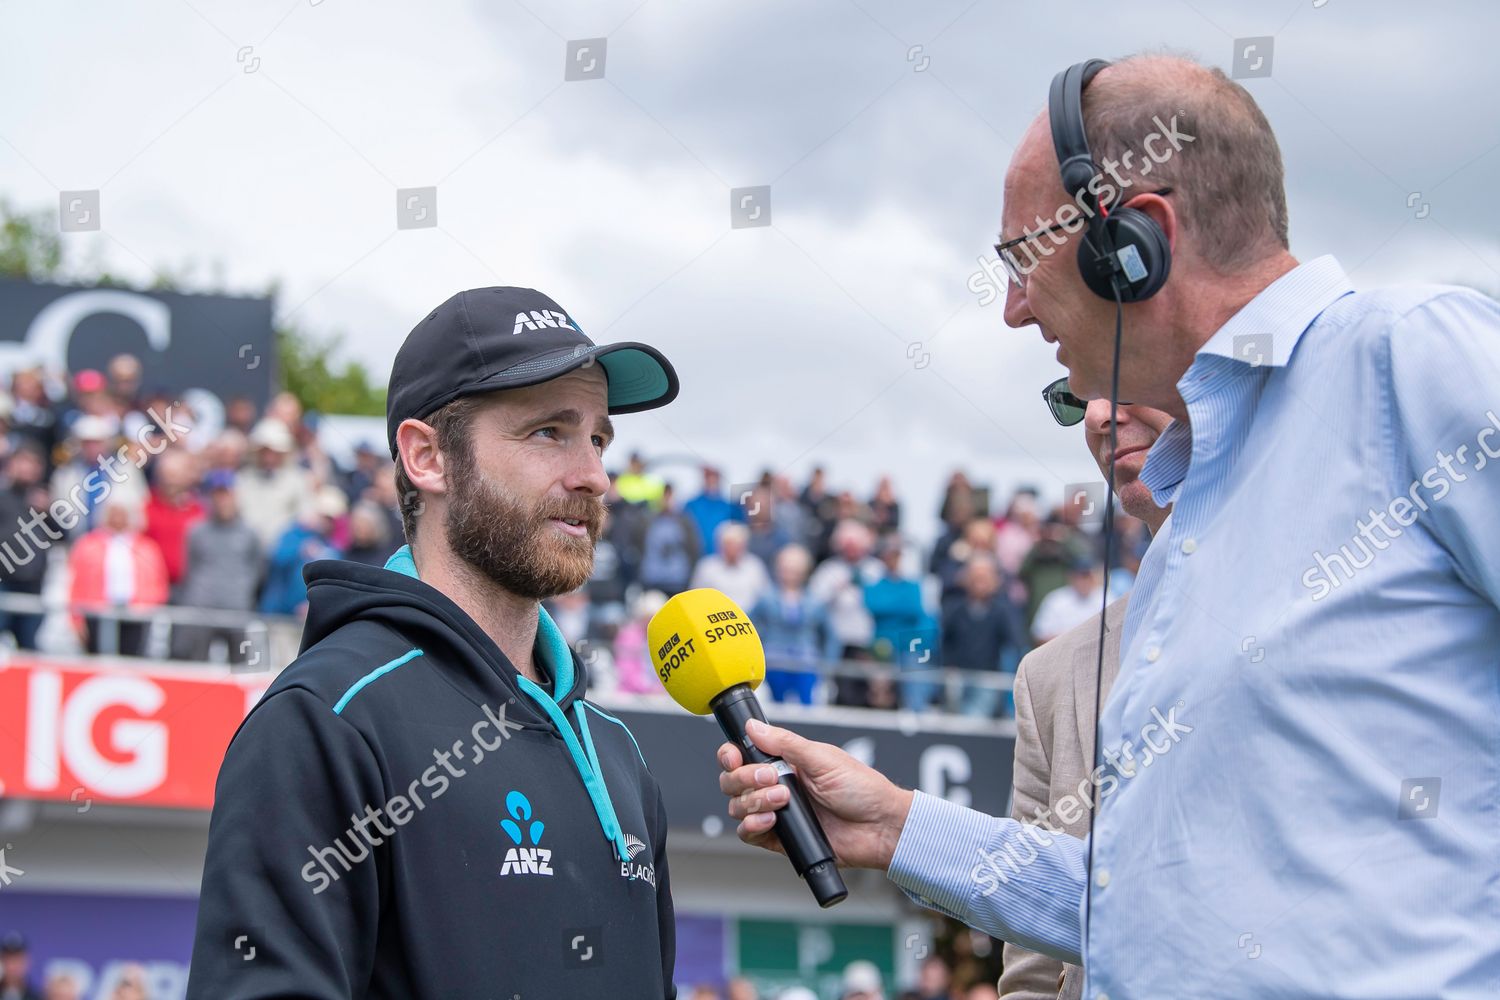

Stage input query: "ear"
[
  {"left": 395, "top": 417, "right": 449, "bottom": 498},
  {"left": 1122, "top": 189, "right": 1177, "bottom": 253}
]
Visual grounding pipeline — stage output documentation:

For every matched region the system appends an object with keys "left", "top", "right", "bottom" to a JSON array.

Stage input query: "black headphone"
[{"left": 1048, "top": 59, "right": 1171, "bottom": 302}]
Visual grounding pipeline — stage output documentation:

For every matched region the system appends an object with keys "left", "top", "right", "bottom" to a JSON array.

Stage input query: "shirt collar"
[
  {"left": 1196, "top": 255, "right": 1353, "bottom": 368},
  {"left": 1136, "top": 256, "right": 1353, "bottom": 505}
]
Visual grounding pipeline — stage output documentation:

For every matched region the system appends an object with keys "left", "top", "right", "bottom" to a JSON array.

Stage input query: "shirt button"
[
  {"left": 1145, "top": 646, "right": 1161, "bottom": 663},
  {"left": 1095, "top": 869, "right": 1110, "bottom": 888},
  {"left": 1181, "top": 537, "right": 1197, "bottom": 554}
]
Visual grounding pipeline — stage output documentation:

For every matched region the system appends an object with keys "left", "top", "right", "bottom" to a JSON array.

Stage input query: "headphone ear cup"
[{"left": 1076, "top": 207, "right": 1172, "bottom": 302}]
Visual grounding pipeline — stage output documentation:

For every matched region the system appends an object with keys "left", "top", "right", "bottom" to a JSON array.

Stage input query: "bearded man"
[{"left": 189, "top": 287, "right": 682, "bottom": 999}]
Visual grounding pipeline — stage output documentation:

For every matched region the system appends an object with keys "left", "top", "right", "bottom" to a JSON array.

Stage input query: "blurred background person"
[
  {"left": 942, "top": 553, "right": 1025, "bottom": 719},
  {"left": 684, "top": 464, "right": 740, "bottom": 555},
  {"left": 840, "top": 959, "right": 886, "bottom": 1000},
  {"left": 0, "top": 932, "right": 39, "bottom": 1000},
  {"left": 259, "top": 485, "right": 345, "bottom": 617},
  {"left": 40, "top": 973, "right": 78, "bottom": 1000},
  {"left": 913, "top": 955, "right": 954, "bottom": 1000},
  {"left": 339, "top": 440, "right": 386, "bottom": 506},
  {"left": 141, "top": 447, "right": 204, "bottom": 597},
  {"left": 236, "top": 417, "right": 312, "bottom": 553},
  {"left": 744, "top": 479, "right": 792, "bottom": 570},
  {"left": 808, "top": 518, "right": 880, "bottom": 707},
  {"left": 1029, "top": 556, "right": 1104, "bottom": 645},
  {"left": 797, "top": 465, "right": 839, "bottom": 561},
  {"left": 8, "top": 369, "right": 58, "bottom": 468},
  {"left": 750, "top": 543, "right": 830, "bottom": 706},
  {"left": 49, "top": 415, "right": 143, "bottom": 539},
  {"left": 612, "top": 589, "right": 669, "bottom": 695},
  {"left": 993, "top": 490, "right": 1041, "bottom": 579},
  {"left": 341, "top": 497, "right": 397, "bottom": 567},
  {"left": 107, "top": 964, "right": 147, "bottom": 1000},
  {"left": 637, "top": 482, "right": 698, "bottom": 596},
  {"left": 865, "top": 534, "right": 929, "bottom": 712},
  {"left": 171, "top": 470, "right": 263, "bottom": 663},
  {"left": 868, "top": 474, "right": 900, "bottom": 537},
  {"left": 615, "top": 450, "right": 664, "bottom": 508},
  {"left": 67, "top": 499, "right": 168, "bottom": 656},
  {"left": 691, "top": 522, "right": 770, "bottom": 613},
  {"left": 0, "top": 445, "right": 54, "bottom": 649},
  {"left": 1016, "top": 513, "right": 1091, "bottom": 633}
]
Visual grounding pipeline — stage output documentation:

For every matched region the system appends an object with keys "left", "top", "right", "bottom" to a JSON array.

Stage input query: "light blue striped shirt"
[{"left": 888, "top": 257, "right": 1500, "bottom": 997}]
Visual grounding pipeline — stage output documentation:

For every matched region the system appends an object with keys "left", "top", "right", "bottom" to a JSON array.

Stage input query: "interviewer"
[{"left": 719, "top": 53, "right": 1500, "bottom": 998}]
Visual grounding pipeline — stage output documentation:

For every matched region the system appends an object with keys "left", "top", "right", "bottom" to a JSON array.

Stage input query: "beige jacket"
[{"left": 998, "top": 596, "right": 1126, "bottom": 1000}]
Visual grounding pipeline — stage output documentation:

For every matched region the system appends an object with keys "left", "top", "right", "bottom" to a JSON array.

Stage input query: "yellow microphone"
[{"left": 649, "top": 588, "right": 847, "bottom": 907}]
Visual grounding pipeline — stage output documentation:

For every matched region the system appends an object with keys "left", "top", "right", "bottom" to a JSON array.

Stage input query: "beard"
[{"left": 444, "top": 464, "right": 606, "bottom": 600}]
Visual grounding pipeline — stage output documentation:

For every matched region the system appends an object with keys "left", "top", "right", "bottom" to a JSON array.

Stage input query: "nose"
[
  {"left": 1084, "top": 399, "right": 1132, "bottom": 434},
  {"left": 563, "top": 440, "right": 611, "bottom": 498},
  {"left": 1002, "top": 275, "right": 1034, "bottom": 330}
]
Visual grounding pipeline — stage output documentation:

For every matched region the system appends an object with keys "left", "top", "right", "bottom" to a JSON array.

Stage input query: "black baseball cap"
[
  {"left": 386, "top": 287, "right": 679, "bottom": 458},
  {"left": 0, "top": 930, "right": 26, "bottom": 954}
]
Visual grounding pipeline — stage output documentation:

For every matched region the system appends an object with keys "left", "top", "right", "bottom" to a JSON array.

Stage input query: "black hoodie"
[{"left": 188, "top": 546, "right": 676, "bottom": 999}]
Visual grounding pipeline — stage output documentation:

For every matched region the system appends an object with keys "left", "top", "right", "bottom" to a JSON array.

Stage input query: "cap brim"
[
  {"left": 591, "top": 343, "right": 679, "bottom": 414},
  {"left": 446, "top": 342, "right": 679, "bottom": 414}
]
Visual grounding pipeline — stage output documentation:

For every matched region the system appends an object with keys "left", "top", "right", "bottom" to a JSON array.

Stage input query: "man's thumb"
[{"left": 746, "top": 720, "right": 821, "bottom": 771}]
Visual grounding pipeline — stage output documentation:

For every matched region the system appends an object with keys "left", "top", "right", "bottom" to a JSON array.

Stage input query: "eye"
[
  {"left": 532, "top": 426, "right": 558, "bottom": 440},
  {"left": 592, "top": 435, "right": 607, "bottom": 453}
]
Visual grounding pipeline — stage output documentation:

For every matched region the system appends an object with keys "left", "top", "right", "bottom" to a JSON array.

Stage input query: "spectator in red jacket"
[
  {"left": 68, "top": 499, "right": 169, "bottom": 656},
  {"left": 143, "top": 448, "right": 204, "bottom": 590}
]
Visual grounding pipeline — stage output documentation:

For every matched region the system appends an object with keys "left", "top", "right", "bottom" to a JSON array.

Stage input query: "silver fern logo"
[{"left": 619, "top": 832, "right": 656, "bottom": 888}]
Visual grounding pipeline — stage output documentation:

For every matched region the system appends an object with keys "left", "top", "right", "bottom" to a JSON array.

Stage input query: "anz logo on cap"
[
  {"left": 499, "top": 790, "right": 554, "bottom": 876},
  {"left": 512, "top": 309, "right": 578, "bottom": 336}
]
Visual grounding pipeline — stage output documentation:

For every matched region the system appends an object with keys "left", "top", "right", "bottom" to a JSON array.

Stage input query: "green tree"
[
  {"left": 275, "top": 320, "right": 385, "bottom": 416},
  {"left": 0, "top": 198, "right": 62, "bottom": 280}
]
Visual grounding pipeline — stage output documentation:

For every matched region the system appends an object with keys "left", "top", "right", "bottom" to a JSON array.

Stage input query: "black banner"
[
  {"left": 0, "top": 278, "right": 275, "bottom": 410},
  {"left": 599, "top": 700, "right": 1015, "bottom": 830}
]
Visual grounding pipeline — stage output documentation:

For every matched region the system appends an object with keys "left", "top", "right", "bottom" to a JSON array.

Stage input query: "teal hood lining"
[{"left": 381, "top": 545, "right": 627, "bottom": 862}]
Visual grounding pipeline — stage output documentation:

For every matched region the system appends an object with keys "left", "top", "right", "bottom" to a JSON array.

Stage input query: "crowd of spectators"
[
  {"left": 0, "top": 352, "right": 1151, "bottom": 717},
  {"left": 0, "top": 353, "right": 403, "bottom": 663},
  {"left": 565, "top": 461, "right": 1149, "bottom": 717}
]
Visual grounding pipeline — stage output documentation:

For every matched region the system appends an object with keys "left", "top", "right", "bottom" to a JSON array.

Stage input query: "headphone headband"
[
  {"left": 1046, "top": 58, "right": 1172, "bottom": 303},
  {"left": 1048, "top": 59, "right": 1110, "bottom": 206}
]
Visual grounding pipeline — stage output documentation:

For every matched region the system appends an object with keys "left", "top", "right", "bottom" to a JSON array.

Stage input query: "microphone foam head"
[{"left": 647, "top": 588, "right": 765, "bottom": 715}]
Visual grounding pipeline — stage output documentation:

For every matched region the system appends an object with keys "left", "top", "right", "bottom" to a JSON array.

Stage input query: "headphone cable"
[{"left": 1080, "top": 274, "right": 1125, "bottom": 969}]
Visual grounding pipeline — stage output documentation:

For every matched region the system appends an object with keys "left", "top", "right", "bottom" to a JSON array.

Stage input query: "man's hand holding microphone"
[
  {"left": 717, "top": 721, "right": 912, "bottom": 872},
  {"left": 647, "top": 587, "right": 915, "bottom": 892}
]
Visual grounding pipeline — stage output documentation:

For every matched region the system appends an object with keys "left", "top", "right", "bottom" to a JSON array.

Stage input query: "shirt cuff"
[{"left": 887, "top": 790, "right": 1004, "bottom": 920}]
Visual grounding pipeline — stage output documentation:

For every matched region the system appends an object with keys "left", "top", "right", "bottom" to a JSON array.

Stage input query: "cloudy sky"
[{"left": 3, "top": 0, "right": 1497, "bottom": 542}]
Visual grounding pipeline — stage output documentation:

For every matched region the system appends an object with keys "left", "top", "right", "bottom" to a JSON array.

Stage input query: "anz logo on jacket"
[{"left": 498, "top": 789, "right": 658, "bottom": 888}]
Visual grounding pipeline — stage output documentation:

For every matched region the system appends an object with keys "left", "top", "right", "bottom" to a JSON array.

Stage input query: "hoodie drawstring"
[
  {"left": 380, "top": 548, "right": 630, "bottom": 864},
  {"left": 516, "top": 675, "right": 630, "bottom": 863}
]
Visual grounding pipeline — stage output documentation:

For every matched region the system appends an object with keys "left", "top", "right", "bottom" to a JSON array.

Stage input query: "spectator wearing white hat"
[
  {"left": 49, "top": 414, "right": 146, "bottom": 539},
  {"left": 840, "top": 959, "right": 885, "bottom": 1000},
  {"left": 236, "top": 418, "right": 314, "bottom": 552}
]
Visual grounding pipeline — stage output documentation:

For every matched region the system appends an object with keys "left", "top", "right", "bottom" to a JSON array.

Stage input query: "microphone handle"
[{"left": 712, "top": 684, "right": 848, "bottom": 908}]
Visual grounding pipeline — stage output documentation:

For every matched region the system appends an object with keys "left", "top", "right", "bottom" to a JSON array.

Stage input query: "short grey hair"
[{"left": 1081, "top": 53, "right": 1290, "bottom": 272}]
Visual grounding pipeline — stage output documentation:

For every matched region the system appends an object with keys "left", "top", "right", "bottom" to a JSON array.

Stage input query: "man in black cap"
[
  {"left": 0, "top": 933, "right": 40, "bottom": 1000},
  {"left": 189, "top": 288, "right": 681, "bottom": 999}
]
